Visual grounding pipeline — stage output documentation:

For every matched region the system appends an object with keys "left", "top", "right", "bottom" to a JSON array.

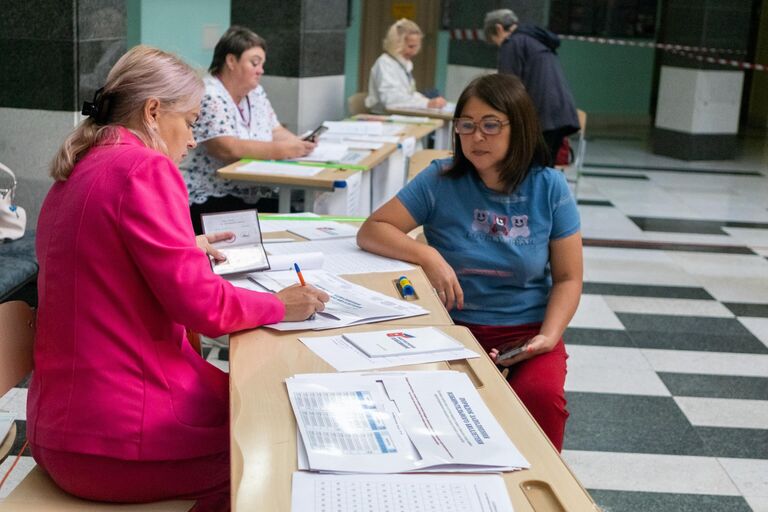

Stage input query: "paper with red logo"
[{"left": 342, "top": 327, "right": 465, "bottom": 358}]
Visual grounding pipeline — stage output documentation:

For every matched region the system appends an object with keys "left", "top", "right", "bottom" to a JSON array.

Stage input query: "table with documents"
[
  {"left": 229, "top": 251, "right": 598, "bottom": 510},
  {"left": 385, "top": 106, "right": 454, "bottom": 150}
]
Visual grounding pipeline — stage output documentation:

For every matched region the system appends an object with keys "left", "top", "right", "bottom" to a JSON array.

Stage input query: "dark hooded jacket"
[{"left": 498, "top": 23, "right": 579, "bottom": 135}]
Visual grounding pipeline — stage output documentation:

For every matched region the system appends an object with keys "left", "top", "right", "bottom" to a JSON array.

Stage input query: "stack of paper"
[
  {"left": 249, "top": 270, "right": 428, "bottom": 330},
  {"left": 237, "top": 160, "right": 324, "bottom": 177},
  {"left": 290, "top": 472, "right": 515, "bottom": 512},
  {"left": 287, "top": 370, "right": 529, "bottom": 473},
  {"left": 299, "top": 327, "right": 479, "bottom": 371},
  {"left": 291, "top": 141, "right": 349, "bottom": 163}
]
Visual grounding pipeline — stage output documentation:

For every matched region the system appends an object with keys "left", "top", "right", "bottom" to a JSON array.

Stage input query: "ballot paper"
[
  {"left": 201, "top": 209, "right": 270, "bottom": 275},
  {"left": 324, "top": 121, "right": 385, "bottom": 136},
  {"left": 249, "top": 270, "right": 428, "bottom": 330},
  {"left": 287, "top": 371, "right": 529, "bottom": 473},
  {"left": 342, "top": 327, "right": 465, "bottom": 358},
  {"left": 299, "top": 328, "right": 479, "bottom": 372},
  {"left": 290, "top": 472, "right": 515, "bottom": 512},
  {"left": 290, "top": 142, "right": 349, "bottom": 163},
  {"left": 287, "top": 221, "right": 358, "bottom": 240}
]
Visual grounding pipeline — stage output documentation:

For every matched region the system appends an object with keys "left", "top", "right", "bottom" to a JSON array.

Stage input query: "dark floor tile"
[
  {"left": 696, "top": 426, "right": 768, "bottom": 458},
  {"left": 617, "top": 314, "right": 757, "bottom": 337},
  {"left": 583, "top": 239, "right": 756, "bottom": 254},
  {"left": 202, "top": 347, "right": 212, "bottom": 359},
  {"left": 581, "top": 172, "right": 650, "bottom": 180},
  {"left": 563, "top": 393, "right": 709, "bottom": 455},
  {"left": 577, "top": 199, "right": 614, "bottom": 207},
  {"left": 7, "top": 420, "right": 31, "bottom": 457},
  {"left": 626, "top": 331, "right": 768, "bottom": 353},
  {"left": 629, "top": 216, "right": 727, "bottom": 235},
  {"left": 564, "top": 328, "right": 635, "bottom": 348},
  {"left": 218, "top": 348, "right": 229, "bottom": 361},
  {"left": 582, "top": 282, "right": 714, "bottom": 300},
  {"left": 659, "top": 373, "right": 768, "bottom": 400},
  {"left": 584, "top": 162, "right": 762, "bottom": 177},
  {"left": 724, "top": 302, "right": 768, "bottom": 318},
  {"left": 588, "top": 489, "right": 753, "bottom": 512}
]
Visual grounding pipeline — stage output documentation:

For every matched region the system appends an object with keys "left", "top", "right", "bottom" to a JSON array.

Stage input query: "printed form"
[
  {"left": 287, "top": 371, "right": 529, "bottom": 473},
  {"left": 290, "top": 472, "right": 515, "bottom": 512}
]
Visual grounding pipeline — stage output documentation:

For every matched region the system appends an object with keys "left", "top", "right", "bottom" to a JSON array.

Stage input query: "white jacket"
[{"left": 365, "top": 53, "right": 429, "bottom": 113}]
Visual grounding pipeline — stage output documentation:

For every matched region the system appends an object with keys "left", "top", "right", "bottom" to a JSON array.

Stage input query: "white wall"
[{"left": 261, "top": 75, "right": 345, "bottom": 134}]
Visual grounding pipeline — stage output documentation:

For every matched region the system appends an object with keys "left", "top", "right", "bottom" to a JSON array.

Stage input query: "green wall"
[
  {"left": 558, "top": 39, "right": 656, "bottom": 116},
  {"left": 126, "top": 0, "right": 230, "bottom": 71},
  {"left": 344, "top": 0, "right": 363, "bottom": 106}
]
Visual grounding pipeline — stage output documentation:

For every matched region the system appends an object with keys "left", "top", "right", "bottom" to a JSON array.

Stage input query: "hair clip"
[{"left": 81, "top": 87, "right": 106, "bottom": 124}]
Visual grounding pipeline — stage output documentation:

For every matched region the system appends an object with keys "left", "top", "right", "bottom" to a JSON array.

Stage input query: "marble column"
[
  {"left": 231, "top": 0, "right": 348, "bottom": 134},
  {"left": 652, "top": 0, "right": 752, "bottom": 160},
  {"left": 0, "top": 0, "right": 126, "bottom": 224}
]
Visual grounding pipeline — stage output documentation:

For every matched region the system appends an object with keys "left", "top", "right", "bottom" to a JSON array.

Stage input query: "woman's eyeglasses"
[{"left": 453, "top": 117, "right": 510, "bottom": 135}]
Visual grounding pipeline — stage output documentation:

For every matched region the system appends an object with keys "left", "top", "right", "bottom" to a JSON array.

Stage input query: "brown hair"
[
  {"left": 50, "top": 45, "right": 204, "bottom": 181},
  {"left": 445, "top": 73, "right": 548, "bottom": 193},
  {"left": 209, "top": 25, "right": 267, "bottom": 76}
]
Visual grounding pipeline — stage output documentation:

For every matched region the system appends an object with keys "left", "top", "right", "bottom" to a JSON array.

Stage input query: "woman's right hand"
[
  {"left": 427, "top": 97, "right": 447, "bottom": 109},
  {"left": 275, "top": 139, "right": 316, "bottom": 159},
  {"left": 420, "top": 247, "right": 463, "bottom": 310},
  {"left": 276, "top": 284, "right": 330, "bottom": 321}
]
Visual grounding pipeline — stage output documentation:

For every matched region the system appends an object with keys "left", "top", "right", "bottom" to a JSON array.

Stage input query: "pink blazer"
[{"left": 28, "top": 128, "right": 284, "bottom": 461}]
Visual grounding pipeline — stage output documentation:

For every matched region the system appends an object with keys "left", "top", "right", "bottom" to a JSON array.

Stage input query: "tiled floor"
[{"left": 2, "top": 128, "right": 767, "bottom": 511}]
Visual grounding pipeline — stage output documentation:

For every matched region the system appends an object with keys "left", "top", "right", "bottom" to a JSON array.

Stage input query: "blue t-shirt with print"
[{"left": 397, "top": 158, "right": 580, "bottom": 326}]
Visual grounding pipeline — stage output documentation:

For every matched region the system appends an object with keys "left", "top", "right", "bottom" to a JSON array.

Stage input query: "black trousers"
[{"left": 542, "top": 127, "right": 574, "bottom": 167}]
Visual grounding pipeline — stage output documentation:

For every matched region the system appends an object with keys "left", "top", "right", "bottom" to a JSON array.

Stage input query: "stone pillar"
[
  {"left": 0, "top": 0, "right": 126, "bottom": 224},
  {"left": 652, "top": 0, "right": 752, "bottom": 160},
  {"left": 231, "top": 0, "right": 348, "bottom": 134}
]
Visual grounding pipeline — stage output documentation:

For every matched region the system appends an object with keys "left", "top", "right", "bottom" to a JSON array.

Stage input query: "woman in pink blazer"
[{"left": 27, "top": 46, "right": 328, "bottom": 512}]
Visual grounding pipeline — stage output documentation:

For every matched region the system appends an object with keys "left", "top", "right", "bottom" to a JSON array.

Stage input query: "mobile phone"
[
  {"left": 496, "top": 344, "right": 527, "bottom": 363},
  {"left": 303, "top": 125, "right": 327, "bottom": 143}
]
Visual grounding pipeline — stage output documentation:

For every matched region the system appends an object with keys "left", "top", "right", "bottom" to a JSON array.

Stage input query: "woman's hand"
[
  {"left": 276, "top": 284, "right": 330, "bottom": 321},
  {"left": 275, "top": 139, "right": 316, "bottom": 159},
  {"left": 427, "top": 97, "right": 447, "bottom": 109},
  {"left": 489, "top": 334, "right": 558, "bottom": 367},
  {"left": 195, "top": 231, "right": 235, "bottom": 262},
  {"left": 420, "top": 247, "right": 463, "bottom": 311}
]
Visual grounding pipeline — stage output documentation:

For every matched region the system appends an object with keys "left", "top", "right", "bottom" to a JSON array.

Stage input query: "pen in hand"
[{"left": 294, "top": 262, "right": 315, "bottom": 320}]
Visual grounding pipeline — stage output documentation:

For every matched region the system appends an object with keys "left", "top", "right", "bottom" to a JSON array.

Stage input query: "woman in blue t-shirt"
[{"left": 357, "top": 73, "right": 582, "bottom": 451}]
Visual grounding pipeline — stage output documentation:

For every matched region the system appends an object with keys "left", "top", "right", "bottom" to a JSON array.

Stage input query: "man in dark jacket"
[{"left": 484, "top": 9, "right": 579, "bottom": 165}]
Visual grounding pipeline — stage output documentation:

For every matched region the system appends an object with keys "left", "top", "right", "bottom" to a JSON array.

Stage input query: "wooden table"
[{"left": 228, "top": 267, "right": 597, "bottom": 511}]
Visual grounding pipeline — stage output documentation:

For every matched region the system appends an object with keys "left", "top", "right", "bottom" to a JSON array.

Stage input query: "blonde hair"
[
  {"left": 382, "top": 18, "right": 423, "bottom": 55},
  {"left": 50, "top": 45, "right": 204, "bottom": 181}
]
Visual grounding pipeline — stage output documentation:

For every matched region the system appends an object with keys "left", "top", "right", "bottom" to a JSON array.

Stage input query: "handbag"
[{"left": 0, "top": 162, "right": 27, "bottom": 242}]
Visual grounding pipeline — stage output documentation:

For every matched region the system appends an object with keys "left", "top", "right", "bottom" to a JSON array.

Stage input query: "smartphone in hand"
[
  {"left": 496, "top": 343, "right": 528, "bottom": 364},
  {"left": 303, "top": 125, "right": 327, "bottom": 143}
]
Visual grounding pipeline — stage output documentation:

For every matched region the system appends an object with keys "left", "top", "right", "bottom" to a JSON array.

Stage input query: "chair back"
[
  {"left": 347, "top": 92, "right": 368, "bottom": 115},
  {"left": 0, "top": 301, "right": 35, "bottom": 396},
  {"left": 408, "top": 149, "right": 453, "bottom": 182}
]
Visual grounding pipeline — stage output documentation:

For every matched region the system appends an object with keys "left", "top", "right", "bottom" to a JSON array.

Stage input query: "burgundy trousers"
[{"left": 457, "top": 321, "right": 569, "bottom": 451}]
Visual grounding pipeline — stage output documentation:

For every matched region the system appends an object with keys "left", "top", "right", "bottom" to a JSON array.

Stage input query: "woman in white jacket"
[{"left": 365, "top": 19, "right": 447, "bottom": 114}]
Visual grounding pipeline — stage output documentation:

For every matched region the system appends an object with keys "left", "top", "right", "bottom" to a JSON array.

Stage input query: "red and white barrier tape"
[{"left": 448, "top": 29, "right": 767, "bottom": 72}]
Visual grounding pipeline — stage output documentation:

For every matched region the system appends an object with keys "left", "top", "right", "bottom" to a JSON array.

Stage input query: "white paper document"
[
  {"left": 299, "top": 327, "right": 479, "bottom": 372},
  {"left": 263, "top": 251, "right": 325, "bottom": 272},
  {"left": 237, "top": 160, "right": 324, "bottom": 177},
  {"left": 201, "top": 210, "right": 270, "bottom": 275},
  {"left": 291, "top": 142, "right": 349, "bottom": 163},
  {"left": 290, "top": 472, "right": 515, "bottom": 512},
  {"left": 323, "top": 121, "right": 384, "bottom": 136},
  {"left": 249, "top": 270, "right": 428, "bottom": 330},
  {"left": 288, "top": 221, "right": 358, "bottom": 240},
  {"left": 287, "top": 370, "right": 529, "bottom": 473},
  {"left": 265, "top": 238, "right": 414, "bottom": 275},
  {"left": 343, "top": 327, "right": 465, "bottom": 358}
]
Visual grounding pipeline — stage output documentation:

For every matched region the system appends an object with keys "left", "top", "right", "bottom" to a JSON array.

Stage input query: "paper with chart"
[
  {"left": 249, "top": 270, "right": 428, "bottom": 330},
  {"left": 265, "top": 238, "right": 413, "bottom": 274},
  {"left": 299, "top": 327, "right": 479, "bottom": 372},
  {"left": 287, "top": 371, "right": 528, "bottom": 473},
  {"left": 290, "top": 472, "right": 515, "bottom": 512}
]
